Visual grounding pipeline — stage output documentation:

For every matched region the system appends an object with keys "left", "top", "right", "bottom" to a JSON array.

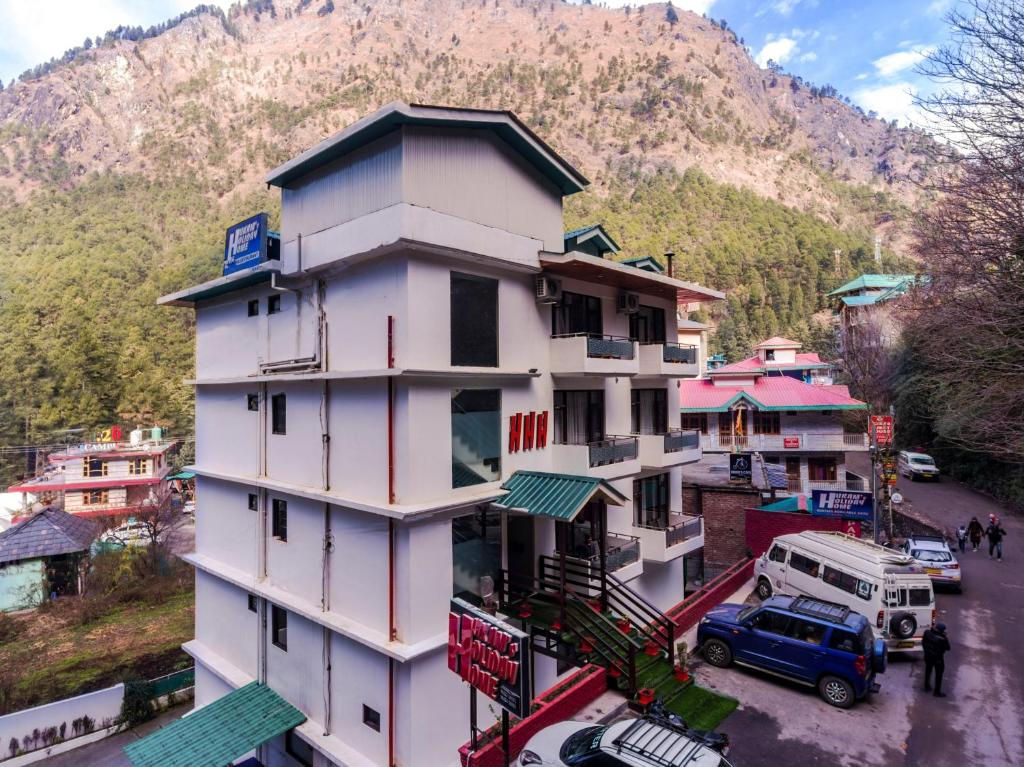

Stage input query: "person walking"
[
  {"left": 955, "top": 524, "right": 967, "bottom": 553},
  {"left": 985, "top": 518, "right": 1006, "bottom": 561},
  {"left": 922, "top": 622, "right": 951, "bottom": 698},
  {"left": 967, "top": 516, "right": 984, "bottom": 552}
]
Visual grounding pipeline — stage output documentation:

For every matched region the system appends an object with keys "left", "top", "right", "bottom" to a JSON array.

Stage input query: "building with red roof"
[{"left": 680, "top": 338, "right": 868, "bottom": 495}]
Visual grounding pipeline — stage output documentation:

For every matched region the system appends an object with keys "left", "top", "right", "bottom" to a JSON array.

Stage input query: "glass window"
[
  {"left": 128, "top": 458, "right": 149, "bottom": 476},
  {"left": 552, "top": 291, "right": 602, "bottom": 337},
  {"left": 808, "top": 457, "right": 837, "bottom": 481},
  {"left": 631, "top": 389, "right": 668, "bottom": 434},
  {"left": 271, "top": 605, "right": 287, "bottom": 650},
  {"left": 553, "top": 390, "right": 604, "bottom": 445},
  {"left": 247, "top": 393, "right": 259, "bottom": 412},
  {"left": 768, "top": 544, "right": 788, "bottom": 563},
  {"left": 285, "top": 730, "right": 313, "bottom": 767},
  {"left": 908, "top": 588, "right": 932, "bottom": 607},
  {"left": 451, "top": 389, "right": 501, "bottom": 488},
  {"left": 272, "top": 499, "right": 287, "bottom": 541},
  {"left": 751, "top": 610, "right": 791, "bottom": 636},
  {"left": 452, "top": 508, "right": 502, "bottom": 605},
  {"left": 629, "top": 305, "right": 666, "bottom": 343},
  {"left": 271, "top": 393, "right": 286, "bottom": 435},
  {"left": 823, "top": 565, "right": 870, "bottom": 600},
  {"left": 83, "top": 490, "right": 109, "bottom": 506},
  {"left": 559, "top": 726, "right": 606, "bottom": 761},
  {"left": 268, "top": 294, "right": 281, "bottom": 314},
  {"left": 633, "top": 473, "right": 670, "bottom": 528},
  {"left": 681, "top": 413, "right": 708, "bottom": 434},
  {"left": 786, "top": 618, "right": 827, "bottom": 645},
  {"left": 83, "top": 457, "right": 108, "bottom": 477},
  {"left": 912, "top": 549, "right": 952, "bottom": 562},
  {"left": 790, "top": 552, "right": 821, "bottom": 577},
  {"left": 248, "top": 493, "right": 258, "bottom": 511},
  {"left": 247, "top": 594, "right": 258, "bottom": 613},
  {"left": 450, "top": 272, "right": 498, "bottom": 367},
  {"left": 753, "top": 411, "right": 781, "bottom": 435},
  {"left": 247, "top": 299, "right": 259, "bottom": 317},
  {"left": 828, "top": 629, "right": 862, "bottom": 653},
  {"left": 362, "top": 705, "right": 381, "bottom": 732}
]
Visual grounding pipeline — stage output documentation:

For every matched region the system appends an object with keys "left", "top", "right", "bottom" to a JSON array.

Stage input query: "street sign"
[
  {"left": 729, "top": 453, "right": 752, "bottom": 482},
  {"left": 223, "top": 212, "right": 269, "bottom": 275},
  {"left": 448, "top": 598, "right": 532, "bottom": 718},
  {"left": 870, "top": 415, "right": 894, "bottom": 446},
  {"left": 891, "top": 492, "right": 903, "bottom": 505},
  {"left": 783, "top": 436, "right": 801, "bottom": 449},
  {"left": 811, "top": 490, "right": 874, "bottom": 521}
]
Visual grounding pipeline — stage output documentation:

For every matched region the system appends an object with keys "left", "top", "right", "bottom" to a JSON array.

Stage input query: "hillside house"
[{"left": 830, "top": 273, "right": 918, "bottom": 348}]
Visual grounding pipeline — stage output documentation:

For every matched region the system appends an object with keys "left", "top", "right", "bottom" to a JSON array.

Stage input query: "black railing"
[
  {"left": 661, "top": 342, "right": 697, "bottom": 364},
  {"left": 665, "top": 515, "right": 702, "bottom": 547},
  {"left": 589, "top": 436, "right": 638, "bottom": 467},
  {"left": 663, "top": 428, "right": 700, "bottom": 453},
  {"left": 551, "top": 333, "right": 635, "bottom": 360}
]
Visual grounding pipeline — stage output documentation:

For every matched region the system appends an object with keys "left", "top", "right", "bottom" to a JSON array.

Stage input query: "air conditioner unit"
[
  {"left": 534, "top": 275, "right": 562, "bottom": 304},
  {"left": 617, "top": 291, "right": 641, "bottom": 314}
]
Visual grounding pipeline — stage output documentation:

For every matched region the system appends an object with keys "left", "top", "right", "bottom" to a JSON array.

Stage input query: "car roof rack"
[
  {"left": 611, "top": 716, "right": 711, "bottom": 767},
  {"left": 787, "top": 596, "right": 851, "bottom": 624}
]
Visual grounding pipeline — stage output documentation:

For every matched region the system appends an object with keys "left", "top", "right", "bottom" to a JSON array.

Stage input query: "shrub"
[{"left": 119, "top": 679, "right": 156, "bottom": 729}]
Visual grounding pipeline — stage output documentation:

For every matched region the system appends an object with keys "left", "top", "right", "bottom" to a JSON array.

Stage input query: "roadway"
[{"left": 693, "top": 454, "right": 1024, "bottom": 767}]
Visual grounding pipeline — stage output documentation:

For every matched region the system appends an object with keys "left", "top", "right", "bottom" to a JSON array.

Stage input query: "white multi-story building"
[{"left": 156, "top": 103, "right": 721, "bottom": 767}]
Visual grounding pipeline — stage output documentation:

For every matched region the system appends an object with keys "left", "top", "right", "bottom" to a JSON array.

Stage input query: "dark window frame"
[
  {"left": 552, "top": 291, "right": 603, "bottom": 337},
  {"left": 630, "top": 388, "right": 668, "bottom": 434},
  {"left": 248, "top": 493, "right": 259, "bottom": 511},
  {"left": 633, "top": 473, "right": 670, "bottom": 528},
  {"left": 753, "top": 411, "right": 781, "bottom": 435},
  {"left": 628, "top": 305, "right": 666, "bottom": 344},
  {"left": 247, "top": 594, "right": 258, "bottom": 613},
  {"left": 451, "top": 388, "right": 502, "bottom": 489},
  {"left": 681, "top": 413, "right": 708, "bottom": 435},
  {"left": 285, "top": 730, "right": 314, "bottom": 767},
  {"left": 553, "top": 389, "right": 605, "bottom": 445},
  {"left": 790, "top": 551, "right": 821, "bottom": 577},
  {"left": 362, "top": 705, "right": 381, "bottom": 732},
  {"left": 267, "top": 294, "right": 281, "bottom": 315},
  {"left": 768, "top": 544, "right": 788, "bottom": 563},
  {"left": 272, "top": 498, "right": 288, "bottom": 542},
  {"left": 450, "top": 272, "right": 499, "bottom": 367},
  {"left": 271, "top": 393, "right": 286, "bottom": 435},
  {"left": 247, "top": 393, "right": 260, "bottom": 412},
  {"left": 247, "top": 299, "right": 259, "bottom": 317},
  {"left": 271, "top": 605, "right": 288, "bottom": 650}
]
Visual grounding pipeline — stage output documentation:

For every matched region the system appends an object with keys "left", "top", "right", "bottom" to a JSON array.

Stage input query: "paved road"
[
  {"left": 37, "top": 704, "right": 188, "bottom": 766},
  {"left": 694, "top": 455, "right": 1024, "bottom": 767}
]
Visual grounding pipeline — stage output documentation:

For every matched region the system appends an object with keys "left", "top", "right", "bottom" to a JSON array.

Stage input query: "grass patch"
[{"left": 666, "top": 684, "right": 738, "bottom": 730}]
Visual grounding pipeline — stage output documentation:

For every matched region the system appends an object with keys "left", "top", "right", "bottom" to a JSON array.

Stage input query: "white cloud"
[
  {"left": 853, "top": 82, "right": 924, "bottom": 125},
  {"left": 855, "top": 72, "right": 869, "bottom": 80},
  {"left": 872, "top": 46, "right": 936, "bottom": 77},
  {"left": 755, "top": 37, "right": 798, "bottom": 67},
  {"left": 799, "top": 51, "right": 818, "bottom": 62},
  {"left": 927, "top": 0, "right": 954, "bottom": 15}
]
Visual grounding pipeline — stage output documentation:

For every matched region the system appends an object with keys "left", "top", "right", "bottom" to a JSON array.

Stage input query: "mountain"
[{"left": 0, "top": 0, "right": 930, "bottom": 474}]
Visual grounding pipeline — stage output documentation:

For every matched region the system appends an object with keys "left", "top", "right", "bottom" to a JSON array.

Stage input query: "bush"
[{"left": 119, "top": 679, "right": 156, "bottom": 729}]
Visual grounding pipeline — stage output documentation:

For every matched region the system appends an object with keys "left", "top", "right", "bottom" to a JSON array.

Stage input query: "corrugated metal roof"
[
  {"left": 124, "top": 682, "right": 306, "bottom": 767},
  {"left": 828, "top": 274, "right": 916, "bottom": 296},
  {"left": 0, "top": 508, "right": 99, "bottom": 564},
  {"left": 754, "top": 336, "right": 801, "bottom": 349},
  {"left": 490, "top": 471, "right": 626, "bottom": 520},
  {"left": 620, "top": 256, "right": 665, "bottom": 273},
  {"left": 680, "top": 376, "right": 867, "bottom": 412},
  {"left": 563, "top": 224, "right": 620, "bottom": 255}
]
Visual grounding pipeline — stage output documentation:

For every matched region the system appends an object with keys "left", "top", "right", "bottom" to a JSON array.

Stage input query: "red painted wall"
[{"left": 744, "top": 508, "right": 861, "bottom": 558}]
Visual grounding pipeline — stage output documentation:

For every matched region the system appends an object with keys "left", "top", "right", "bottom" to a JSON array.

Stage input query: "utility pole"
[{"left": 870, "top": 438, "right": 879, "bottom": 543}]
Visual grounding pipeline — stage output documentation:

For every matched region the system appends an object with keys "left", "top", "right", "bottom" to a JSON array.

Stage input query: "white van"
[{"left": 754, "top": 531, "right": 935, "bottom": 652}]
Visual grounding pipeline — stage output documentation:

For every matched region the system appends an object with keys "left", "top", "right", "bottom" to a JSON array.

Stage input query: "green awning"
[
  {"left": 124, "top": 682, "right": 306, "bottom": 767},
  {"left": 491, "top": 471, "right": 627, "bottom": 521},
  {"left": 165, "top": 471, "right": 196, "bottom": 481}
]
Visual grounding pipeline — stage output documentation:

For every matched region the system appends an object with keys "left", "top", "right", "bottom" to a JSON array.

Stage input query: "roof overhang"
[
  {"left": 490, "top": 471, "right": 627, "bottom": 521},
  {"left": 564, "top": 224, "right": 621, "bottom": 255},
  {"left": 679, "top": 389, "right": 868, "bottom": 413},
  {"left": 540, "top": 252, "right": 724, "bottom": 304},
  {"left": 158, "top": 265, "right": 279, "bottom": 307},
  {"left": 265, "top": 101, "right": 589, "bottom": 195}
]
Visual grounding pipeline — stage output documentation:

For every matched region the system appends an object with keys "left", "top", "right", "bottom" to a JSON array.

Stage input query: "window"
[
  {"left": 450, "top": 272, "right": 498, "bottom": 367},
  {"left": 768, "top": 544, "right": 788, "bottom": 563},
  {"left": 271, "top": 605, "right": 287, "bottom": 650},
  {"left": 272, "top": 499, "right": 288, "bottom": 541},
  {"left": 82, "top": 490, "right": 109, "bottom": 506},
  {"left": 828, "top": 629, "right": 862, "bottom": 653},
  {"left": 82, "top": 457, "right": 108, "bottom": 477},
  {"left": 808, "top": 457, "right": 838, "bottom": 482},
  {"left": 128, "top": 458, "right": 149, "bottom": 476},
  {"left": 908, "top": 588, "right": 932, "bottom": 607},
  {"left": 628, "top": 305, "right": 666, "bottom": 343},
  {"left": 247, "top": 299, "right": 259, "bottom": 317},
  {"left": 271, "top": 393, "right": 286, "bottom": 435},
  {"left": 247, "top": 393, "right": 259, "bottom": 412},
  {"left": 681, "top": 413, "right": 708, "bottom": 434},
  {"left": 790, "top": 552, "right": 821, "bottom": 578},
  {"left": 362, "top": 705, "right": 381, "bottom": 732},
  {"left": 631, "top": 389, "right": 667, "bottom": 435},
  {"left": 248, "top": 493, "right": 258, "bottom": 511},
  {"left": 553, "top": 390, "right": 604, "bottom": 445},
  {"left": 765, "top": 349, "right": 776, "bottom": 361},
  {"left": 633, "top": 473, "right": 670, "bottom": 529},
  {"left": 786, "top": 618, "right": 826, "bottom": 645},
  {"left": 451, "top": 389, "right": 501, "bottom": 488},
  {"left": 552, "top": 291, "right": 602, "bottom": 337},
  {"left": 247, "top": 594, "right": 258, "bottom": 613},
  {"left": 268, "top": 294, "right": 281, "bottom": 314},
  {"left": 823, "top": 566, "right": 871, "bottom": 600},
  {"left": 751, "top": 610, "right": 791, "bottom": 636},
  {"left": 285, "top": 731, "right": 314, "bottom": 767},
  {"left": 753, "top": 411, "right": 781, "bottom": 435}
]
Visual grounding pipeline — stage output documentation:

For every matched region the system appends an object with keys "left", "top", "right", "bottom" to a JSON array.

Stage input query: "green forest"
[{"left": 0, "top": 164, "right": 900, "bottom": 483}]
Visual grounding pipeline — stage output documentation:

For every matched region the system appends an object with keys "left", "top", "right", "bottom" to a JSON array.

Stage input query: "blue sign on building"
[
  {"left": 223, "top": 213, "right": 268, "bottom": 275},
  {"left": 811, "top": 489, "right": 873, "bottom": 521}
]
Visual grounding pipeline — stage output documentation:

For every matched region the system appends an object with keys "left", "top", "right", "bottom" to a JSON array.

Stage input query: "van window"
[
  {"left": 787, "top": 618, "right": 827, "bottom": 645},
  {"left": 908, "top": 588, "right": 932, "bottom": 607},
  {"left": 751, "top": 610, "right": 791, "bottom": 636},
  {"left": 768, "top": 545, "right": 788, "bottom": 563},
  {"left": 823, "top": 566, "right": 872, "bottom": 601},
  {"left": 790, "top": 552, "right": 821, "bottom": 578}
]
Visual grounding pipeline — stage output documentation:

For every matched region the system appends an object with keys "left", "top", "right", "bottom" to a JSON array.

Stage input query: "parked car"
[
  {"left": 902, "top": 534, "right": 961, "bottom": 591},
  {"left": 698, "top": 595, "right": 887, "bottom": 709},
  {"left": 754, "top": 531, "right": 935, "bottom": 652},
  {"left": 100, "top": 519, "right": 150, "bottom": 546},
  {"left": 898, "top": 451, "right": 940, "bottom": 481},
  {"left": 518, "top": 714, "right": 733, "bottom": 766}
]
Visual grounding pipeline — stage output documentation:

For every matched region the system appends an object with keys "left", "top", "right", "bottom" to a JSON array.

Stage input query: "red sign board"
[
  {"left": 508, "top": 411, "right": 548, "bottom": 453},
  {"left": 783, "top": 436, "right": 801, "bottom": 449},
  {"left": 870, "top": 415, "right": 893, "bottom": 446}
]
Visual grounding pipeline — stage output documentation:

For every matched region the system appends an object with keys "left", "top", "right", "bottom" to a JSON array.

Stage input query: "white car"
[
  {"left": 898, "top": 451, "right": 940, "bottom": 481},
  {"left": 518, "top": 717, "right": 732, "bottom": 767},
  {"left": 100, "top": 520, "right": 150, "bottom": 546},
  {"left": 902, "top": 535, "right": 961, "bottom": 591}
]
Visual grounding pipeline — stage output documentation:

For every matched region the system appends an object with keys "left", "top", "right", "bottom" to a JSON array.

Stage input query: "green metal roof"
[
  {"left": 840, "top": 295, "right": 881, "bottom": 307},
  {"left": 157, "top": 267, "right": 277, "bottom": 307},
  {"left": 828, "top": 274, "right": 916, "bottom": 296},
  {"left": 123, "top": 682, "right": 306, "bottom": 767},
  {"left": 563, "top": 224, "right": 620, "bottom": 255},
  {"left": 165, "top": 470, "right": 196, "bottom": 481},
  {"left": 491, "top": 471, "right": 627, "bottom": 521},
  {"left": 620, "top": 256, "right": 665, "bottom": 274}
]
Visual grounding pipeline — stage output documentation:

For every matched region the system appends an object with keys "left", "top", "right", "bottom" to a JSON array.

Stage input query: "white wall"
[
  {"left": 195, "top": 570, "right": 259, "bottom": 680},
  {"left": 266, "top": 493, "right": 324, "bottom": 602},
  {"left": 196, "top": 291, "right": 266, "bottom": 379},
  {"left": 193, "top": 663, "right": 233, "bottom": 710},
  {"left": 322, "top": 257, "right": 405, "bottom": 373},
  {"left": 196, "top": 386, "right": 260, "bottom": 478},
  {"left": 265, "top": 383, "right": 325, "bottom": 490},
  {"left": 267, "top": 609, "right": 327, "bottom": 728},
  {"left": 0, "top": 684, "right": 125, "bottom": 750},
  {"left": 328, "top": 634, "right": 391, "bottom": 765},
  {"left": 326, "top": 381, "right": 389, "bottom": 505},
  {"left": 328, "top": 505, "right": 389, "bottom": 635},
  {"left": 394, "top": 516, "right": 454, "bottom": 646}
]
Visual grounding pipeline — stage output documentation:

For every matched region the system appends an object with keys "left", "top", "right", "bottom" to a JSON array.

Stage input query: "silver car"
[
  {"left": 898, "top": 451, "right": 940, "bottom": 481},
  {"left": 903, "top": 535, "right": 961, "bottom": 592}
]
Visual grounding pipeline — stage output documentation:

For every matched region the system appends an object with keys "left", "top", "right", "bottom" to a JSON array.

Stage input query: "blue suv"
[{"left": 697, "top": 595, "right": 887, "bottom": 708}]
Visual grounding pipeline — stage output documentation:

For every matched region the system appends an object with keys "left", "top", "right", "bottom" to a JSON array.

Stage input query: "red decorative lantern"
[
  {"left": 518, "top": 604, "right": 532, "bottom": 619},
  {"left": 617, "top": 617, "right": 632, "bottom": 634},
  {"left": 608, "top": 665, "right": 622, "bottom": 679},
  {"left": 590, "top": 599, "right": 603, "bottom": 612},
  {"left": 551, "top": 618, "right": 562, "bottom": 631},
  {"left": 673, "top": 666, "right": 690, "bottom": 683},
  {"left": 644, "top": 641, "right": 660, "bottom": 657},
  {"left": 637, "top": 688, "right": 656, "bottom": 706},
  {"left": 579, "top": 637, "right": 594, "bottom": 654}
]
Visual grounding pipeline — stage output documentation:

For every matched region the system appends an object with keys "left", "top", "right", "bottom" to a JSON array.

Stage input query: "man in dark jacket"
[
  {"left": 922, "top": 622, "right": 951, "bottom": 698},
  {"left": 986, "top": 520, "right": 1006, "bottom": 561}
]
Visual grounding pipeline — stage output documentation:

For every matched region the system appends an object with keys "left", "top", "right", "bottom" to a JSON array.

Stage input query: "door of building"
[{"left": 506, "top": 515, "right": 535, "bottom": 588}]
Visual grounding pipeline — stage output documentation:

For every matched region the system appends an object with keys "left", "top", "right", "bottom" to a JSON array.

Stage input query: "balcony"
[
  {"left": 699, "top": 432, "right": 869, "bottom": 452},
  {"left": 556, "top": 531, "right": 644, "bottom": 583},
  {"left": 550, "top": 334, "right": 639, "bottom": 377},
  {"left": 785, "top": 476, "right": 869, "bottom": 494},
  {"left": 552, "top": 436, "right": 640, "bottom": 480},
  {"left": 634, "top": 513, "right": 704, "bottom": 563},
  {"left": 637, "top": 342, "right": 699, "bottom": 378},
  {"left": 636, "top": 428, "right": 702, "bottom": 468}
]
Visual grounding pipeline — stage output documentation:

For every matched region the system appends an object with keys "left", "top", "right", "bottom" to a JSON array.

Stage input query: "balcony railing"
[
  {"left": 637, "top": 512, "right": 703, "bottom": 547},
  {"left": 660, "top": 342, "right": 697, "bottom": 364},
  {"left": 588, "top": 436, "right": 638, "bottom": 467},
  {"left": 664, "top": 428, "right": 700, "bottom": 453},
  {"left": 700, "top": 432, "right": 869, "bottom": 451},
  {"left": 553, "top": 333, "right": 635, "bottom": 360}
]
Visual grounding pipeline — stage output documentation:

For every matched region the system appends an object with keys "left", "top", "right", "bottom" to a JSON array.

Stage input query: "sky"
[{"left": 0, "top": 0, "right": 960, "bottom": 130}]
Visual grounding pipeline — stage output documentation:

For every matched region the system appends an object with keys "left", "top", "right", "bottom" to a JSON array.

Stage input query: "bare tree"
[{"left": 838, "top": 313, "right": 900, "bottom": 413}]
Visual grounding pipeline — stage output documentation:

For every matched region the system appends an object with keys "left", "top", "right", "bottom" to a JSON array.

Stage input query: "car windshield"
[
  {"left": 912, "top": 549, "right": 952, "bottom": 563},
  {"left": 911, "top": 456, "right": 935, "bottom": 466},
  {"left": 736, "top": 605, "right": 758, "bottom": 622},
  {"left": 560, "top": 726, "right": 606, "bottom": 763}
]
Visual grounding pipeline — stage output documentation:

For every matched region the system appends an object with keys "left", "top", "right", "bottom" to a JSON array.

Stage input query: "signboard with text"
[
  {"left": 729, "top": 453, "right": 752, "bottom": 482},
  {"left": 783, "top": 436, "right": 801, "bottom": 449},
  {"left": 448, "top": 598, "right": 531, "bottom": 718},
  {"left": 870, "top": 415, "right": 894, "bottom": 446},
  {"left": 811, "top": 490, "right": 873, "bottom": 521},
  {"left": 223, "top": 212, "right": 269, "bottom": 275}
]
